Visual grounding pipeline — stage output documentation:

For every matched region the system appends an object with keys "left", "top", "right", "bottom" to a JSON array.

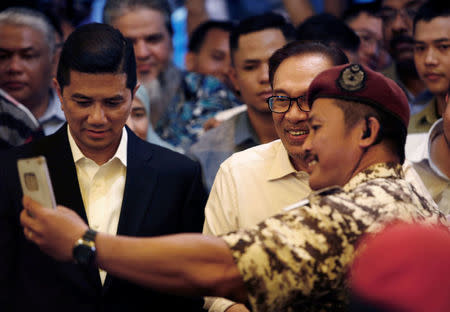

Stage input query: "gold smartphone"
[{"left": 17, "top": 156, "right": 56, "bottom": 209}]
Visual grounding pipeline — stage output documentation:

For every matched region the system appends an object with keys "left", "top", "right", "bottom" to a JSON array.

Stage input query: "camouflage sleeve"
[{"left": 221, "top": 195, "right": 366, "bottom": 312}]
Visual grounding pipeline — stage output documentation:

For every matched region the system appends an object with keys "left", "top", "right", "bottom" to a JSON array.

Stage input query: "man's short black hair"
[
  {"left": 413, "top": 1, "right": 450, "bottom": 34},
  {"left": 188, "top": 20, "right": 235, "bottom": 53},
  {"left": 342, "top": 2, "right": 381, "bottom": 24},
  {"left": 296, "top": 13, "right": 360, "bottom": 53},
  {"left": 268, "top": 41, "right": 349, "bottom": 88},
  {"left": 56, "top": 23, "right": 137, "bottom": 92},
  {"left": 229, "top": 12, "right": 295, "bottom": 60}
]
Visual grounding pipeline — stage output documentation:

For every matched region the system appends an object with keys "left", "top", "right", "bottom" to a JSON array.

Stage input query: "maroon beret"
[
  {"left": 349, "top": 222, "right": 450, "bottom": 312},
  {"left": 307, "top": 64, "right": 410, "bottom": 128}
]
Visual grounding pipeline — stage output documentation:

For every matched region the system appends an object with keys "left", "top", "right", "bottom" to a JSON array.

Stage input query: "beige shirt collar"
[
  {"left": 67, "top": 126, "right": 128, "bottom": 167},
  {"left": 267, "top": 140, "right": 308, "bottom": 181}
]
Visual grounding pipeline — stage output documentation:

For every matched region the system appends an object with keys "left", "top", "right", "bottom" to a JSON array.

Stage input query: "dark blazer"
[{"left": 0, "top": 125, "right": 207, "bottom": 312}]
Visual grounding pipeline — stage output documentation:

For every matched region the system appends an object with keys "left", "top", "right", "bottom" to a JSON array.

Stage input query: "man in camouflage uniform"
[{"left": 20, "top": 64, "right": 446, "bottom": 312}]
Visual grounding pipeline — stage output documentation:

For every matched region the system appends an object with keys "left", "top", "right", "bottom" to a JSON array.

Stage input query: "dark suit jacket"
[{"left": 0, "top": 125, "right": 207, "bottom": 312}]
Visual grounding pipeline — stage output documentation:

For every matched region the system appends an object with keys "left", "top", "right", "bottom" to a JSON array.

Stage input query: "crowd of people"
[{"left": 0, "top": 0, "right": 449, "bottom": 312}]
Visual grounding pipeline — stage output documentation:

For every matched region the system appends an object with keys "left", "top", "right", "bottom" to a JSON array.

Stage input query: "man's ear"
[
  {"left": 228, "top": 67, "right": 240, "bottom": 93},
  {"left": 359, "top": 116, "right": 380, "bottom": 148},
  {"left": 53, "top": 78, "right": 64, "bottom": 112},
  {"left": 185, "top": 52, "right": 196, "bottom": 72}
]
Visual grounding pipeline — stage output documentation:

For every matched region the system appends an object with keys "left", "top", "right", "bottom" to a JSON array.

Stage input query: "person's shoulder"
[
  {"left": 221, "top": 139, "right": 283, "bottom": 170},
  {"left": 135, "top": 136, "right": 200, "bottom": 173},
  {"left": 189, "top": 116, "right": 238, "bottom": 152}
]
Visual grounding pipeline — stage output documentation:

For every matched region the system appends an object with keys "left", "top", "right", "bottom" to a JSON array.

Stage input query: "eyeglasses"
[
  {"left": 267, "top": 95, "right": 310, "bottom": 113},
  {"left": 377, "top": 7, "right": 418, "bottom": 24}
]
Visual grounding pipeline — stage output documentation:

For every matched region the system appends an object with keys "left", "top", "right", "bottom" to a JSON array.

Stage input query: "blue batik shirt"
[{"left": 154, "top": 71, "right": 242, "bottom": 152}]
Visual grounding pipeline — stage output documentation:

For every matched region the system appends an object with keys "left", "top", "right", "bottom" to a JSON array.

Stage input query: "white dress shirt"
[
  {"left": 405, "top": 119, "right": 450, "bottom": 215},
  {"left": 68, "top": 127, "right": 127, "bottom": 284}
]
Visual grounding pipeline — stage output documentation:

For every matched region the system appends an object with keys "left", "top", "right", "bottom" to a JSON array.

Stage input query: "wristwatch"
[{"left": 73, "top": 228, "right": 97, "bottom": 266}]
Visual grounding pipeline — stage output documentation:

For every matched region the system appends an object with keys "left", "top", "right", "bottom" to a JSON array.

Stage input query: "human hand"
[
  {"left": 20, "top": 195, "right": 88, "bottom": 261},
  {"left": 203, "top": 117, "right": 222, "bottom": 131},
  {"left": 225, "top": 303, "right": 250, "bottom": 312}
]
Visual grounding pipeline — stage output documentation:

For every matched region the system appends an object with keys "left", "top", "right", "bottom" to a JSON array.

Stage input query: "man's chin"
[{"left": 138, "top": 72, "right": 157, "bottom": 84}]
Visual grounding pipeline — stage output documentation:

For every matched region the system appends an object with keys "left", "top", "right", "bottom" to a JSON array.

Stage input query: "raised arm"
[{"left": 20, "top": 196, "right": 247, "bottom": 303}]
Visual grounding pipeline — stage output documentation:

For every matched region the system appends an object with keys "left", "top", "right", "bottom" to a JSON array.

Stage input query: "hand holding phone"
[{"left": 17, "top": 156, "right": 56, "bottom": 209}]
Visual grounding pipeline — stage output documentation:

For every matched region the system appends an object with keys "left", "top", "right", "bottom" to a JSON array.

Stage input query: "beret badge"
[{"left": 338, "top": 64, "right": 365, "bottom": 92}]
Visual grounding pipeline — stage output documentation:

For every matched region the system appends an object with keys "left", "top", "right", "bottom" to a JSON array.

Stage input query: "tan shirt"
[{"left": 203, "top": 139, "right": 310, "bottom": 312}]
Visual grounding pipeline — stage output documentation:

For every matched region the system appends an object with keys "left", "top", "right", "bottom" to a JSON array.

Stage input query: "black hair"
[
  {"left": 56, "top": 23, "right": 137, "bottom": 92},
  {"left": 342, "top": 1, "right": 381, "bottom": 24},
  {"left": 413, "top": 1, "right": 450, "bottom": 34},
  {"left": 229, "top": 12, "right": 295, "bottom": 58},
  {"left": 334, "top": 98, "right": 407, "bottom": 163},
  {"left": 296, "top": 13, "right": 360, "bottom": 53},
  {"left": 188, "top": 20, "right": 235, "bottom": 52},
  {"left": 268, "top": 41, "right": 349, "bottom": 87}
]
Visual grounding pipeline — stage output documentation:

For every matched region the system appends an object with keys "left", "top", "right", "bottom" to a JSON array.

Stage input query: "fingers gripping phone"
[{"left": 17, "top": 156, "right": 56, "bottom": 209}]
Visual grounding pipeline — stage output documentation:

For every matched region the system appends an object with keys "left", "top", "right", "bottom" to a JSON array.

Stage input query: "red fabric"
[
  {"left": 349, "top": 222, "right": 450, "bottom": 312},
  {"left": 307, "top": 64, "right": 410, "bottom": 128}
]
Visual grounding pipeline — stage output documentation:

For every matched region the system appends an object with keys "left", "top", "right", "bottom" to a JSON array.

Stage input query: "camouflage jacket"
[{"left": 222, "top": 162, "right": 445, "bottom": 312}]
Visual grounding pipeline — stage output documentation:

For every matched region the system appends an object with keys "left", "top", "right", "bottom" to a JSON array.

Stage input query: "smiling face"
[
  {"left": 414, "top": 17, "right": 450, "bottom": 96},
  {"left": 0, "top": 24, "right": 54, "bottom": 111},
  {"left": 230, "top": 28, "right": 287, "bottom": 114},
  {"left": 56, "top": 71, "right": 135, "bottom": 164},
  {"left": 111, "top": 8, "right": 172, "bottom": 84},
  {"left": 303, "top": 98, "right": 364, "bottom": 190},
  {"left": 271, "top": 53, "right": 334, "bottom": 171}
]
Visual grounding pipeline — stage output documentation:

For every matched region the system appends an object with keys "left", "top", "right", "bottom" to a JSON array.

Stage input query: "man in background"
[
  {"left": 408, "top": 1, "right": 450, "bottom": 133},
  {"left": 189, "top": 13, "right": 293, "bottom": 190},
  {"left": 103, "top": 0, "right": 241, "bottom": 152},
  {"left": 343, "top": 2, "right": 391, "bottom": 71},
  {"left": 379, "top": 0, "right": 431, "bottom": 115},
  {"left": 0, "top": 7, "right": 65, "bottom": 135},
  {"left": 185, "top": 20, "right": 235, "bottom": 92}
]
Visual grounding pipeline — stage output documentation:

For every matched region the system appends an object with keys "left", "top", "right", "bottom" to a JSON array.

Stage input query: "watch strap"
[{"left": 83, "top": 228, "right": 97, "bottom": 242}]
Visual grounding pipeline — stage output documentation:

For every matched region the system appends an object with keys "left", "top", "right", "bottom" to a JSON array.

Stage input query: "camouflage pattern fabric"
[{"left": 222, "top": 162, "right": 445, "bottom": 312}]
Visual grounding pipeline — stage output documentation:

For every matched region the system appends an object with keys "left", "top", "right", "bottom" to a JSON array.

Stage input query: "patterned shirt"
[
  {"left": 221, "top": 162, "right": 445, "bottom": 312},
  {"left": 155, "top": 71, "right": 242, "bottom": 152},
  {"left": 188, "top": 110, "right": 260, "bottom": 190}
]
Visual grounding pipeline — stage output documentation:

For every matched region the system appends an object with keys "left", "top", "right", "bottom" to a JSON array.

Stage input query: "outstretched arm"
[{"left": 20, "top": 196, "right": 248, "bottom": 303}]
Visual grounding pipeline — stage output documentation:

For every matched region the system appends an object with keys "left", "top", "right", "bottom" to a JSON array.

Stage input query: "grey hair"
[
  {"left": 0, "top": 7, "right": 56, "bottom": 57},
  {"left": 103, "top": 0, "right": 173, "bottom": 35}
]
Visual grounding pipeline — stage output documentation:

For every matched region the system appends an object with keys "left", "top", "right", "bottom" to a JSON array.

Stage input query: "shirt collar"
[
  {"left": 234, "top": 111, "right": 260, "bottom": 146},
  {"left": 409, "top": 118, "right": 443, "bottom": 164},
  {"left": 342, "top": 162, "right": 404, "bottom": 192},
  {"left": 267, "top": 140, "right": 308, "bottom": 181},
  {"left": 68, "top": 126, "right": 128, "bottom": 167},
  {"left": 38, "top": 89, "right": 66, "bottom": 124},
  {"left": 425, "top": 119, "right": 447, "bottom": 179}
]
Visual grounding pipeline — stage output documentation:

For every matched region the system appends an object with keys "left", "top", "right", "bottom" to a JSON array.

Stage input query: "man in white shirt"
[
  {"left": 203, "top": 41, "right": 349, "bottom": 312},
  {"left": 405, "top": 92, "right": 450, "bottom": 215},
  {"left": 0, "top": 23, "right": 206, "bottom": 312}
]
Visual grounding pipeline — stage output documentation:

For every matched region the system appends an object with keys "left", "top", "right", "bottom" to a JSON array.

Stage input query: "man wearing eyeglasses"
[
  {"left": 188, "top": 13, "right": 293, "bottom": 192},
  {"left": 379, "top": 0, "right": 431, "bottom": 115},
  {"left": 195, "top": 41, "right": 349, "bottom": 312}
]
